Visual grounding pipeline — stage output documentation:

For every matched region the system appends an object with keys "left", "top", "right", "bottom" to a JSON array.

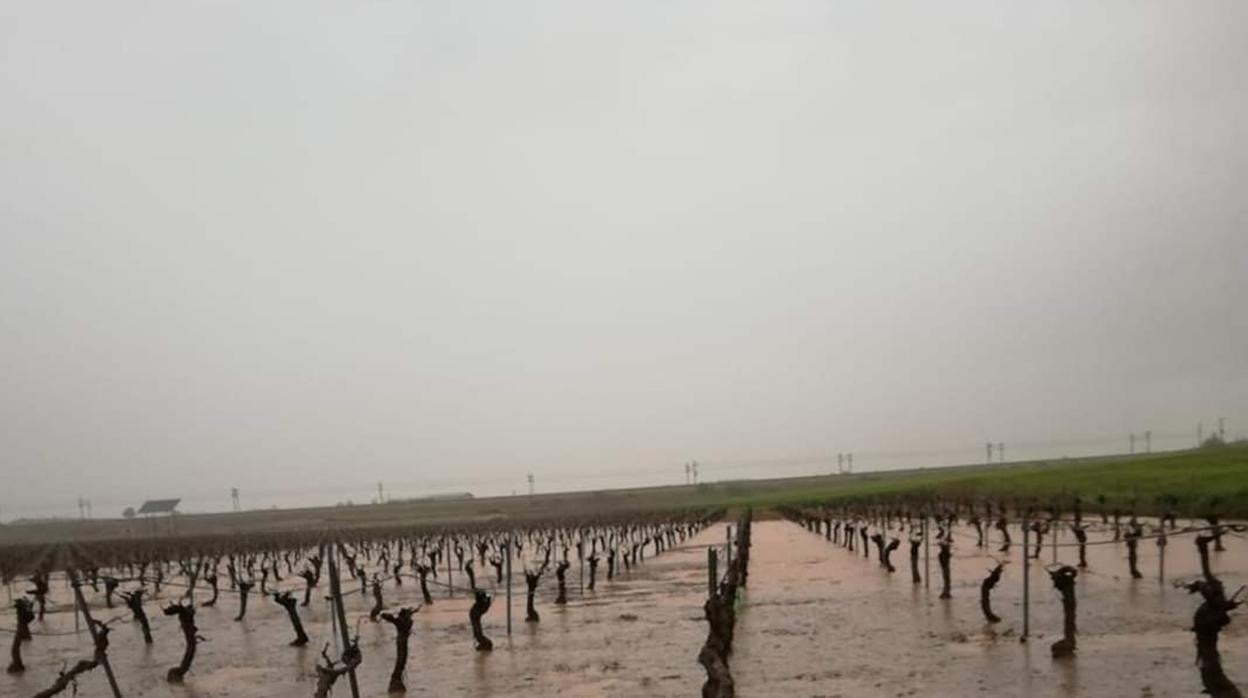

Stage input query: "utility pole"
[
  {"left": 527, "top": 473, "right": 535, "bottom": 498},
  {"left": 77, "top": 497, "right": 85, "bottom": 521},
  {"left": 998, "top": 442, "right": 1004, "bottom": 463},
  {"left": 692, "top": 461, "right": 699, "bottom": 484},
  {"left": 231, "top": 488, "right": 240, "bottom": 512},
  {"left": 1145, "top": 430, "right": 1151, "bottom": 454},
  {"left": 377, "top": 482, "right": 384, "bottom": 505},
  {"left": 986, "top": 442, "right": 993, "bottom": 464},
  {"left": 684, "top": 463, "right": 691, "bottom": 485},
  {"left": 1219, "top": 417, "right": 1225, "bottom": 441}
]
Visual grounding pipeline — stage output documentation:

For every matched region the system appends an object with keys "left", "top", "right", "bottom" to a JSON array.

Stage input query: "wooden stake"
[
  {"left": 707, "top": 548, "right": 717, "bottom": 597},
  {"left": 446, "top": 539, "right": 453, "bottom": 598},
  {"left": 72, "top": 574, "right": 122, "bottom": 698},
  {"left": 506, "top": 535, "right": 513, "bottom": 636},
  {"left": 327, "top": 545, "right": 360, "bottom": 698}
]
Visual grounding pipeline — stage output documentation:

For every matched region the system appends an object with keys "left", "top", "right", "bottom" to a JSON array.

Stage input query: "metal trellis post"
[
  {"left": 1022, "top": 515, "right": 1030, "bottom": 641},
  {"left": 923, "top": 514, "right": 931, "bottom": 590},
  {"left": 506, "top": 535, "right": 512, "bottom": 636}
]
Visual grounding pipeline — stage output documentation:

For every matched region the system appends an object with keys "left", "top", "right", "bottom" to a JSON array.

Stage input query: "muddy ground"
[
  {"left": 2, "top": 519, "right": 1244, "bottom": 696},
  {"left": 1, "top": 527, "right": 720, "bottom": 697},
  {"left": 736, "top": 518, "right": 1247, "bottom": 697}
]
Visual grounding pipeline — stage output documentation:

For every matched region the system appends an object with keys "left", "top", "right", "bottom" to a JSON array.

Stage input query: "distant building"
[
  {"left": 137, "top": 498, "right": 181, "bottom": 516},
  {"left": 136, "top": 498, "right": 181, "bottom": 534}
]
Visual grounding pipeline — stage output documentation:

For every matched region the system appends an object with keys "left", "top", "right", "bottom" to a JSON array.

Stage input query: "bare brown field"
[{"left": 5, "top": 444, "right": 1244, "bottom": 546}]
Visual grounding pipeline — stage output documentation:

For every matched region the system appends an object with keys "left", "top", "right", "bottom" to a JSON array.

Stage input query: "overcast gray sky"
[{"left": 2, "top": 1, "right": 1246, "bottom": 519}]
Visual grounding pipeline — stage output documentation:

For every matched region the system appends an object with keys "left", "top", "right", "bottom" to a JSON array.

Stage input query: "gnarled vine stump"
[
  {"left": 1048, "top": 565, "right": 1078, "bottom": 658},
  {"left": 313, "top": 640, "right": 361, "bottom": 698},
  {"left": 120, "top": 589, "right": 153, "bottom": 644},
  {"left": 234, "top": 580, "right": 254, "bottom": 621},
  {"left": 938, "top": 539, "right": 953, "bottom": 599},
  {"left": 7, "top": 597, "right": 35, "bottom": 673},
  {"left": 162, "top": 601, "right": 200, "bottom": 683},
  {"left": 1183, "top": 534, "right": 1243, "bottom": 697},
  {"left": 381, "top": 606, "right": 419, "bottom": 693},
  {"left": 980, "top": 564, "right": 1003, "bottom": 624},
  {"left": 273, "top": 591, "right": 309, "bottom": 646},
  {"left": 469, "top": 589, "right": 493, "bottom": 651},
  {"left": 555, "top": 560, "right": 570, "bottom": 605}
]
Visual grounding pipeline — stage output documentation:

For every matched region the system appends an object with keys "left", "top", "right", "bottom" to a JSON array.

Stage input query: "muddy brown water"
[
  {"left": 1, "top": 528, "right": 721, "bottom": 697},
  {"left": 1, "top": 520, "right": 1244, "bottom": 696},
  {"left": 735, "top": 519, "right": 1247, "bottom": 697}
]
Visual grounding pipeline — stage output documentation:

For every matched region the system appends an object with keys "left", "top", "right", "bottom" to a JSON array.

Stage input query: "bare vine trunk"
[
  {"left": 7, "top": 598, "right": 35, "bottom": 673},
  {"left": 980, "top": 564, "right": 1003, "bottom": 624},
  {"left": 163, "top": 602, "right": 200, "bottom": 682},
  {"left": 469, "top": 589, "right": 493, "bottom": 651},
  {"left": 381, "top": 607, "right": 418, "bottom": 693},
  {"left": 1048, "top": 566, "right": 1078, "bottom": 658},
  {"left": 273, "top": 591, "right": 309, "bottom": 646}
]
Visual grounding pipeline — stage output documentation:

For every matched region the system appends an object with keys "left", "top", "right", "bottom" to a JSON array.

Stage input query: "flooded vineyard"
[{"left": 1, "top": 504, "right": 1243, "bottom": 697}]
